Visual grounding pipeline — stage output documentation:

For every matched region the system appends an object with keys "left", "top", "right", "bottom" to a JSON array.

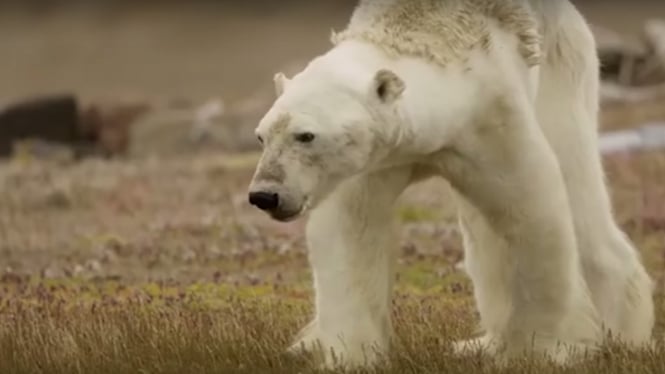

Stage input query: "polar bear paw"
[
  {"left": 453, "top": 334, "right": 591, "bottom": 366},
  {"left": 286, "top": 320, "right": 386, "bottom": 370},
  {"left": 453, "top": 334, "right": 502, "bottom": 356}
]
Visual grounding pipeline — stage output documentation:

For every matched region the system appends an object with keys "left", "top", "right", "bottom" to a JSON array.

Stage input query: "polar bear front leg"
[
  {"left": 289, "top": 166, "right": 413, "bottom": 369},
  {"left": 438, "top": 96, "right": 603, "bottom": 363}
]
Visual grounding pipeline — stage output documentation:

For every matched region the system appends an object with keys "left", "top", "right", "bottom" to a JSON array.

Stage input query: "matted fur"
[{"left": 332, "top": 0, "right": 542, "bottom": 68}]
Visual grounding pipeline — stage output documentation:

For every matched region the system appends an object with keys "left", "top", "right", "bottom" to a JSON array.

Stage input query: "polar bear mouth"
[
  {"left": 271, "top": 210, "right": 301, "bottom": 222},
  {"left": 270, "top": 198, "right": 311, "bottom": 222}
]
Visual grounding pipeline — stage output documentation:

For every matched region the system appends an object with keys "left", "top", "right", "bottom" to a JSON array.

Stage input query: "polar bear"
[{"left": 247, "top": 0, "right": 654, "bottom": 368}]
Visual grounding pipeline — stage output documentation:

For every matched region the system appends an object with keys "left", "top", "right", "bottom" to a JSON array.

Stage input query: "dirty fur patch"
[
  {"left": 268, "top": 112, "right": 292, "bottom": 137},
  {"left": 331, "top": 0, "right": 542, "bottom": 68}
]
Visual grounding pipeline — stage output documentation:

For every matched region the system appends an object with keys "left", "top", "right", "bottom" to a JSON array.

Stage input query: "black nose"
[{"left": 248, "top": 191, "right": 280, "bottom": 211}]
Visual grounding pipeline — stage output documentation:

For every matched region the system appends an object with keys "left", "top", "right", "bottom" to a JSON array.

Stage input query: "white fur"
[
  {"left": 250, "top": 0, "right": 654, "bottom": 369},
  {"left": 273, "top": 72, "right": 290, "bottom": 97}
]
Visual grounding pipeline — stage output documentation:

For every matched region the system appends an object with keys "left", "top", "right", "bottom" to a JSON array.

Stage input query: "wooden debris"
[
  {"left": 0, "top": 94, "right": 151, "bottom": 160},
  {"left": 593, "top": 24, "right": 647, "bottom": 85},
  {"left": 594, "top": 19, "right": 665, "bottom": 87},
  {"left": 592, "top": 18, "right": 665, "bottom": 133},
  {"left": 0, "top": 94, "right": 82, "bottom": 157},
  {"left": 640, "top": 19, "right": 665, "bottom": 84}
]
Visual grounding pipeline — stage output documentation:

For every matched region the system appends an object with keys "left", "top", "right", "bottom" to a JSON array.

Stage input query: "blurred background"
[
  {"left": 0, "top": 0, "right": 664, "bottom": 159},
  {"left": 0, "top": 0, "right": 662, "bottom": 101}
]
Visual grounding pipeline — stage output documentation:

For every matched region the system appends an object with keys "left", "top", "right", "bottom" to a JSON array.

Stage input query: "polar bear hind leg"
[
  {"left": 455, "top": 1, "right": 654, "bottom": 358},
  {"left": 534, "top": 1, "right": 654, "bottom": 344}
]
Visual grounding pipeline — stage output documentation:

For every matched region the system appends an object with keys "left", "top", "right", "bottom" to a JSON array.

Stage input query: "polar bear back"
[{"left": 332, "top": 0, "right": 543, "bottom": 68}]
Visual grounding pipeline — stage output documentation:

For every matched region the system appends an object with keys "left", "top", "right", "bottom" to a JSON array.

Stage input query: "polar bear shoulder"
[{"left": 332, "top": 0, "right": 543, "bottom": 68}]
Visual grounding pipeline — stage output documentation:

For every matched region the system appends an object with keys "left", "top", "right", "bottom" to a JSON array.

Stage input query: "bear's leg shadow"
[{"left": 289, "top": 166, "right": 413, "bottom": 368}]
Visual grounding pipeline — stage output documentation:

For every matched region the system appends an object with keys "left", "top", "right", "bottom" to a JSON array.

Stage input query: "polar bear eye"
[
  {"left": 294, "top": 132, "right": 315, "bottom": 143},
  {"left": 257, "top": 135, "right": 264, "bottom": 144}
]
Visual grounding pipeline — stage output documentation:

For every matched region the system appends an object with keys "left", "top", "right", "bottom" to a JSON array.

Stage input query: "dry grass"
[
  {"left": 1, "top": 280, "right": 663, "bottom": 374},
  {"left": 0, "top": 150, "right": 664, "bottom": 373}
]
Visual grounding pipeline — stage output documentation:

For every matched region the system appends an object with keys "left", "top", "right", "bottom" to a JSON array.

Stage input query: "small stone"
[
  {"left": 100, "top": 249, "right": 117, "bottom": 264},
  {"left": 86, "top": 259, "right": 102, "bottom": 273},
  {"left": 277, "top": 242, "right": 293, "bottom": 255},
  {"left": 450, "top": 282, "right": 464, "bottom": 294},
  {"left": 436, "top": 267, "right": 450, "bottom": 278},
  {"left": 181, "top": 249, "right": 197, "bottom": 263},
  {"left": 401, "top": 242, "right": 418, "bottom": 256},
  {"left": 72, "top": 264, "right": 85, "bottom": 277},
  {"left": 42, "top": 265, "right": 65, "bottom": 279},
  {"left": 207, "top": 245, "right": 222, "bottom": 257}
]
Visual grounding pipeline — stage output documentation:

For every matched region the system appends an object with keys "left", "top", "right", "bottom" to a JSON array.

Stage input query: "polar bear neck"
[{"left": 331, "top": 0, "right": 542, "bottom": 68}]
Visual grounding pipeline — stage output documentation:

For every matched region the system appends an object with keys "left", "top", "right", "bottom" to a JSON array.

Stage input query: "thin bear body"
[{"left": 248, "top": 0, "right": 654, "bottom": 368}]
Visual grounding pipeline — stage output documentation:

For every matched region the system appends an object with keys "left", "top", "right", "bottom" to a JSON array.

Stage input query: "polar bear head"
[{"left": 247, "top": 61, "right": 406, "bottom": 221}]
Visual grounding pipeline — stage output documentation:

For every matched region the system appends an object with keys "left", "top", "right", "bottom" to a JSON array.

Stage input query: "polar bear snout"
[
  {"left": 247, "top": 182, "right": 307, "bottom": 222},
  {"left": 248, "top": 191, "right": 280, "bottom": 211}
]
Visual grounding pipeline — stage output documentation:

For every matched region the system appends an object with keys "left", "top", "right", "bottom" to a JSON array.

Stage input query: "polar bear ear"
[
  {"left": 373, "top": 69, "right": 405, "bottom": 103},
  {"left": 273, "top": 72, "right": 291, "bottom": 97}
]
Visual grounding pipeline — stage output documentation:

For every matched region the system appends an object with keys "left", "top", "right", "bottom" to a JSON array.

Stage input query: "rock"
[
  {"left": 207, "top": 245, "right": 223, "bottom": 259},
  {"left": 99, "top": 249, "right": 118, "bottom": 264},
  {"left": 0, "top": 94, "right": 83, "bottom": 157},
  {"left": 85, "top": 260, "right": 102, "bottom": 273},
  {"left": 41, "top": 265, "right": 65, "bottom": 279},
  {"left": 80, "top": 99, "right": 151, "bottom": 156},
  {"left": 181, "top": 249, "right": 197, "bottom": 263},
  {"left": 72, "top": 264, "right": 85, "bottom": 277}
]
